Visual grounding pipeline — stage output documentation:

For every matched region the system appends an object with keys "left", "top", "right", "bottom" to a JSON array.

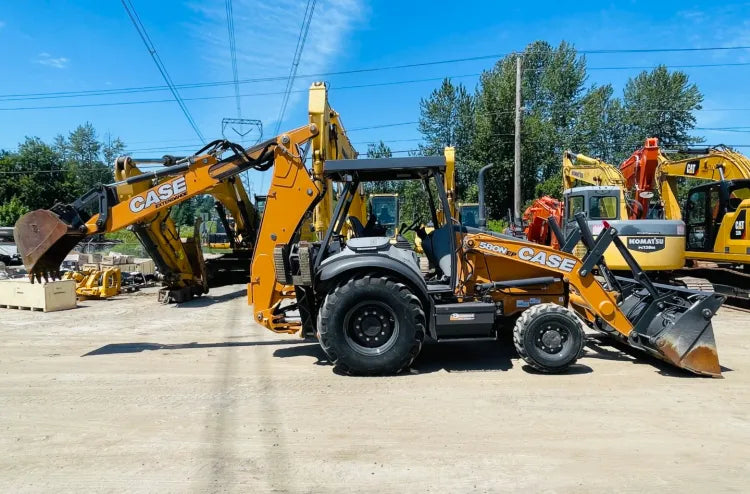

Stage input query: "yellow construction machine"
[
  {"left": 63, "top": 267, "right": 121, "bottom": 299},
  {"left": 15, "top": 83, "right": 724, "bottom": 377},
  {"left": 624, "top": 140, "right": 750, "bottom": 305},
  {"left": 526, "top": 151, "right": 686, "bottom": 271}
]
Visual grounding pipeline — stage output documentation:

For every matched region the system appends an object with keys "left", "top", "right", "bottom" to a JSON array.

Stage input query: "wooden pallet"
[{"left": 0, "top": 304, "right": 44, "bottom": 312}]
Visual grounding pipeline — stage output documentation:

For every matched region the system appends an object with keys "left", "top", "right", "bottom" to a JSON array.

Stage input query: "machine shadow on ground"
[
  {"left": 81, "top": 334, "right": 726, "bottom": 378},
  {"left": 584, "top": 338, "right": 733, "bottom": 377}
]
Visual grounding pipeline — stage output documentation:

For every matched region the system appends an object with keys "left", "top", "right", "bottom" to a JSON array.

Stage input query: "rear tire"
[
  {"left": 317, "top": 275, "right": 425, "bottom": 375},
  {"left": 513, "top": 303, "right": 585, "bottom": 373}
]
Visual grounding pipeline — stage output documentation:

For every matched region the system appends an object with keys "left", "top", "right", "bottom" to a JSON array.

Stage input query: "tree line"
[{"left": 386, "top": 40, "right": 703, "bottom": 221}]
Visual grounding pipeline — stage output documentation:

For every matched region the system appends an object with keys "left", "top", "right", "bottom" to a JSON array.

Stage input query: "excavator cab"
[{"left": 684, "top": 179, "right": 750, "bottom": 252}]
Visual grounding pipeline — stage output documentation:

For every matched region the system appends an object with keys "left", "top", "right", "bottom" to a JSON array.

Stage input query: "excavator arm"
[
  {"left": 562, "top": 151, "right": 628, "bottom": 190},
  {"left": 15, "top": 137, "right": 279, "bottom": 300},
  {"left": 655, "top": 145, "right": 750, "bottom": 220},
  {"left": 619, "top": 137, "right": 660, "bottom": 218}
]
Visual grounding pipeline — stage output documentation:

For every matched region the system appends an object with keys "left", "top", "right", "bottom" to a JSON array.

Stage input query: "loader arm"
[{"left": 465, "top": 218, "right": 723, "bottom": 377}]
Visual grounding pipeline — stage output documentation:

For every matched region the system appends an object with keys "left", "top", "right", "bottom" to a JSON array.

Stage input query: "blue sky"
[{"left": 2, "top": 0, "right": 750, "bottom": 193}]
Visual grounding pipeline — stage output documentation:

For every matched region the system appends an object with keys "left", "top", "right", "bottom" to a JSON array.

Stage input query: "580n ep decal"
[
  {"left": 129, "top": 176, "right": 188, "bottom": 213},
  {"left": 476, "top": 242, "right": 577, "bottom": 272}
]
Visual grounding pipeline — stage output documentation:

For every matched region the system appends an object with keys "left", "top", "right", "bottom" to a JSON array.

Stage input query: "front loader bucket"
[
  {"left": 619, "top": 284, "right": 724, "bottom": 377},
  {"left": 14, "top": 209, "right": 86, "bottom": 282}
]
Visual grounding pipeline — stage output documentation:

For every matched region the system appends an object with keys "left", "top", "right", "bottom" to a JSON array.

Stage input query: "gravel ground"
[{"left": 1, "top": 284, "right": 749, "bottom": 493}]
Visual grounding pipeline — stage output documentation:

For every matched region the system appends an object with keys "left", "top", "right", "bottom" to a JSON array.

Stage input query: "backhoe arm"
[{"left": 15, "top": 137, "right": 277, "bottom": 284}]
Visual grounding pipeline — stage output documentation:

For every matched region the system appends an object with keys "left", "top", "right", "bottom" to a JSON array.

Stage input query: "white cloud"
[
  {"left": 35, "top": 52, "right": 70, "bottom": 69},
  {"left": 185, "top": 0, "right": 365, "bottom": 131}
]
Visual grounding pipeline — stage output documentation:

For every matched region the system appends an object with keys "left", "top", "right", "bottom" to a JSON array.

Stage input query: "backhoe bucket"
[
  {"left": 618, "top": 283, "right": 724, "bottom": 377},
  {"left": 14, "top": 209, "right": 86, "bottom": 282}
]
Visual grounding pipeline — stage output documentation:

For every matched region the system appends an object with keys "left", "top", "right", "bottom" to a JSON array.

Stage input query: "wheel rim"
[
  {"left": 343, "top": 300, "right": 400, "bottom": 356},
  {"left": 535, "top": 324, "right": 569, "bottom": 355}
]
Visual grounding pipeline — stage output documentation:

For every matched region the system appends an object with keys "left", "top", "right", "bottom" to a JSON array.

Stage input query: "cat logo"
[
  {"left": 685, "top": 160, "right": 699, "bottom": 176},
  {"left": 731, "top": 210, "right": 747, "bottom": 239}
]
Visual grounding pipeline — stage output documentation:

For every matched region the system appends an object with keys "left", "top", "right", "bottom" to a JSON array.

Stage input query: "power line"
[
  {"left": 274, "top": 0, "right": 317, "bottom": 135},
  {"left": 225, "top": 0, "right": 241, "bottom": 118},
  {"left": 0, "top": 74, "right": 482, "bottom": 112},
  {"left": 120, "top": 0, "right": 205, "bottom": 143},
  {"left": 5, "top": 45, "right": 750, "bottom": 102}
]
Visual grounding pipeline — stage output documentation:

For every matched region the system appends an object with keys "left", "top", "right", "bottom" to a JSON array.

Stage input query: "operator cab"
[
  {"left": 320, "top": 156, "right": 457, "bottom": 288},
  {"left": 684, "top": 179, "right": 750, "bottom": 252},
  {"left": 563, "top": 186, "right": 621, "bottom": 223}
]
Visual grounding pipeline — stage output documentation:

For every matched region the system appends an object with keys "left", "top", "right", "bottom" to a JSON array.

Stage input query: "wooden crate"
[
  {"left": 134, "top": 259, "right": 155, "bottom": 275},
  {"left": 0, "top": 279, "right": 77, "bottom": 312}
]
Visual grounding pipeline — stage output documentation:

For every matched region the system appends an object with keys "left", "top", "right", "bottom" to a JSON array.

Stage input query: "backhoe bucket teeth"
[
  {"left": 621, "top": 287, "right": 724, "bottom": 377},
  {"left": 14, "top": 209, "right": 86, "bottom": 282}
]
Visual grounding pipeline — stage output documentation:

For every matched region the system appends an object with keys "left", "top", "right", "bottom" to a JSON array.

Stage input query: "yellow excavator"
[
  {"left": 15, "top": 83, "right": 724, "bottom": 377},
  {"left": 526, "top": 151, "right": 686, "bottom": 271},
  {"left": 624, "top": 139, "right": 750, "bottom": 305}
]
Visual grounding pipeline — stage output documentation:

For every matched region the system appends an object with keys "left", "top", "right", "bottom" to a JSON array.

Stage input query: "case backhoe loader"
[{"left": 15, "top": 83, "right": 724, "bottom": 377}]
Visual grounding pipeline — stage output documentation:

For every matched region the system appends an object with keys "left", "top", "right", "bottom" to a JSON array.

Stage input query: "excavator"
[
  {"left": 621, "top": 138, "right": 750, "bottom": 305},
  {"left": 15, "top": 83, "right": 724, "bottom": 377},
  {"left": 524, "top": 151, "right": 686, "bottom": 272}
]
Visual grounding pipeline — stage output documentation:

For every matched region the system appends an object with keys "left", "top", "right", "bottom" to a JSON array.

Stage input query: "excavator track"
[{"left": 674, "top": 264, "right": 750, "bottom": 310}]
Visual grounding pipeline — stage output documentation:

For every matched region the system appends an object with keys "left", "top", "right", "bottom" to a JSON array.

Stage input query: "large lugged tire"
[
  {"left": 513, "top": 303, "right": 585, "bottom": 373},
  {"left": 317, "top": 275, "right": 426, "bottom": 375}
]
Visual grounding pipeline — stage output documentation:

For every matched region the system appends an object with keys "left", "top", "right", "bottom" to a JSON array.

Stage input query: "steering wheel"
[{"left": 399, "top": 218, "right": 422, "bottom": 235}]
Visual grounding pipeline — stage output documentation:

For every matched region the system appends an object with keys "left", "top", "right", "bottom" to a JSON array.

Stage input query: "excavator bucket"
[
  {"left": 618, "top": 283, "right": 723, "bottom": 377},
  {"left": 14, "top": 209, "right": 87, "bottom": 282}
]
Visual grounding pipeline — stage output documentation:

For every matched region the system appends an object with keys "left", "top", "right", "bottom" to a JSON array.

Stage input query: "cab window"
[
  {"left": 728, "top": 185, "right": 750, "bottom": 212},
  {"left": 589, "top": 196, "right": 617, "bottom": 220},
  {"left": 687, "top": 190, "right": 707, "bottom": 225},
  {"left": 567, "top": 196, "right": 584, "bottom": 219}
]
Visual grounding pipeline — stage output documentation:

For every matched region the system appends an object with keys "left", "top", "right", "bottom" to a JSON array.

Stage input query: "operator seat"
[
  {"left": 420, "top": 224, "right": 453, "bottom": 279},
  {"left": 347, "top": 216, "right": 365, "bottom": 237}
]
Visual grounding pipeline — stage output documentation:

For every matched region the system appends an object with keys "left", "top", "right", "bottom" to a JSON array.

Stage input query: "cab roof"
[{"left": 324, "top": 156, "right": 445, "bottom": 182}]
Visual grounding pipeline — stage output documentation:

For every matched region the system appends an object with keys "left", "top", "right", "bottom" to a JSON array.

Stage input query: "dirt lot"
[{"left": 1, "top": 284, "right": 749, "bottom": 493}]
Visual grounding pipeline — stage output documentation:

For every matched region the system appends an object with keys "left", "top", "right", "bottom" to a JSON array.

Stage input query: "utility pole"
[{"left": 513, "top": 55, "right": 522, "bottom": 222}]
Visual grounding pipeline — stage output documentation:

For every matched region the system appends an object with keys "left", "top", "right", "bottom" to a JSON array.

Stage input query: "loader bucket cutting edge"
[
  {"left": 630, "top": 292, "right": 724, "bottom": 377},
  {"left": 13, "top": 209, "right": 86, "bottom": 281}
]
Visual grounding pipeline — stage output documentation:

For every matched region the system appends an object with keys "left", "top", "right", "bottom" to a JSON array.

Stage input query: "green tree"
[
  {"left": 366, "top": 141, "right": 393, "bottom": 159},
  {"left": 622, "top": 65, "right": 703, "bottom": 150},
  {"left": 472, "top": 41, "right": 587, "bottom": 218},
  {"left": 0, "top": 196, "right": 29, "bottom": 226},
  {"left": 417, "top": 78, "right": 478, "bottom": 201},
  {"left": 13, "top": 137, "right": 66, "bottom": 209},
  {"left": 55, "top": 123, "right": 114, "bottom": 198},
  {"left": 171, "top": 198, "right": 196, "bottom": 227}
]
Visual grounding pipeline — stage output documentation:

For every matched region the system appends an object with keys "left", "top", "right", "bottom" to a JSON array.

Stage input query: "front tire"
[
  {"left": 513, "top": 303, "right": 585, "bottom": 373},
  {"left": 317, "top": 275, "right": 425, "bottom": 375}
]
